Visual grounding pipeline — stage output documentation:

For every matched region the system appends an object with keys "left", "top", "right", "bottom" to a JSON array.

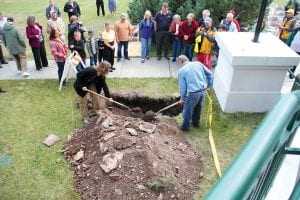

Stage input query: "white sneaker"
[
  {"left": 17, "top": 70, "right": 22, "bottom": 74},
  {"left": 22, "top": 72, "right": 30, "bottom": 77}
]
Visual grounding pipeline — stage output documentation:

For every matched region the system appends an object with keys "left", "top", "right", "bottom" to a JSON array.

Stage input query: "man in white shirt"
[{"left": 47, "top": 11, "right": 66, "bottom": 42}]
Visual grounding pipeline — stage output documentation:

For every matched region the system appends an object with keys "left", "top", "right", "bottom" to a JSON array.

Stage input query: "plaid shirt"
[{"left": 49, "top": 39, "right": 68, "bottom": 62}]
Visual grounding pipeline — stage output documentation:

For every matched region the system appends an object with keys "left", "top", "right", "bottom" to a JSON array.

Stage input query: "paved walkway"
[
  {"left": 0, "top": 57, "right": 178, "bottom": 80},
  {"left": 0, "top": 56, "right": 296, "bottom": 93}
]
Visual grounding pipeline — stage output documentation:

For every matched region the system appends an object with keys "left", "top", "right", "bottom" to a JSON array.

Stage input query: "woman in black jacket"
[{"left": 74, "top": 61, "right": 112, "bottom": 123}]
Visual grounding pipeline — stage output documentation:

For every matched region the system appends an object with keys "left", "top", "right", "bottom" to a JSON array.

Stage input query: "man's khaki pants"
[
  {"left": 78, "top": 84, "right": 100, "bottom": 119},
  {"left": 13, "top": 53, "right": 27, "bottom": 72}
]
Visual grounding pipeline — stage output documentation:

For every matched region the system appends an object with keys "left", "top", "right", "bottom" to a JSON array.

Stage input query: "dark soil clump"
[{"left": 64, "top": 107, "right": 203, "bottom": 200}]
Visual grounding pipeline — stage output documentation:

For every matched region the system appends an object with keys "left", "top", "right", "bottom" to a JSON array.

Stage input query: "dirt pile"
[{"left": 64, "top": 108, "right": 202, "bottom": 200}]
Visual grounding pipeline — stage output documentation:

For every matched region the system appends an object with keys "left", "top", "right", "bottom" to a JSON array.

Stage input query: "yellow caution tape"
[{"left": 206, "top": 92, "right": 222, "bottom": 177}]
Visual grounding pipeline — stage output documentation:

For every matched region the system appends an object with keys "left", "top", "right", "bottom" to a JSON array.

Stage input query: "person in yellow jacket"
[
  {"left": 279, "top": 9, "right": 296, "bottom": 43},
  {"left": 195, "top": 17, "right": 216, "bottom": 69}
]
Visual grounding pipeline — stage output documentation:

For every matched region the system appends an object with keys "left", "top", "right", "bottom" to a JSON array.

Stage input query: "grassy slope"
[{"left": 0, "top": 79, "right": 264, "bottom": 199}]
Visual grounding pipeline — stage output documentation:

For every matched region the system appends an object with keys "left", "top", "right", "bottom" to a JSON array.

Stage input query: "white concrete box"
[{"left": 214, "top": 32, "right": 299, "bottom": 113}]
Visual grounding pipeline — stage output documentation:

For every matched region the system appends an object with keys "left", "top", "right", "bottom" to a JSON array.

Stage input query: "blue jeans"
[
  {"left": 182, "top": 91, "right": 205, "bottom": 130},
  {"left": 56, "top": 62, "right": 65, "bottom": 83},
  {"left": 172, "top": 38, "right": 182, "bottom": 60},
  {"left": 76, "top": 59, "right": 86, "bottom": 72},
  {"left": 117, "top": 41, "right": 129, "bottom": 59},
  {"left": 184, "top": 44, "right": 194, "bottom": 61},
  {"left": 141, "top": 38, "right": 152, "bottom": 59},
  {"left": 90, "top": 53, "right": 98, "bottom": 66}
]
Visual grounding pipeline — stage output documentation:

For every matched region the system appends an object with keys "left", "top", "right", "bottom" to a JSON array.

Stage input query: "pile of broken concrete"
[{"left": 63, "top": 109, "right": 203, "bottom": 200}]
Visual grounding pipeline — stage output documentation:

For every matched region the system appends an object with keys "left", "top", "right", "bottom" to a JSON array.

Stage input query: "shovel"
[
  {"left": 156, "top": 100, "right": 181, "bottom": 115},
  {"left": 143, "top": 100, "right": 181, "bottom": 121},
  {"left": 84, "top": 88, "right": 131, "bottom": 110}
]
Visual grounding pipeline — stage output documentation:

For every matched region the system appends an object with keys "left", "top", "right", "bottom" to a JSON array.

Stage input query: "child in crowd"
[
  {"left": 169, "top": 14, "right": 182, "bottom": 62},
  {"left": 70, "top": 31, "right": 86, "bottom": 71},
  {"left": 97, "top": 33, "right": 105, "bottom": 63},
  {"left": 86, "top": 29, "right": 98, "bottom": 67},
  {"left": 195, "top": 17, "right": 216, "bottom": 69}
]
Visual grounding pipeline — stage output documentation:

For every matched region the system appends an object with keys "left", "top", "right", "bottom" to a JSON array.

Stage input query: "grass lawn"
[{"left": 0, "top": 79, "right": 264, "bottom": 199}]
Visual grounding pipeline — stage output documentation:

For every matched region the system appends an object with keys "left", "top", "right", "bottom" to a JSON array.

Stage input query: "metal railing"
[{"left": 205, "top": 90, "right": 300, "bottom": 200}]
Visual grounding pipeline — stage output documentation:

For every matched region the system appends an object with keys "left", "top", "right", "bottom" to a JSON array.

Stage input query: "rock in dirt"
[
  {"left": 99, "top": 152, "right": 124, "bottom": 173},
  {"left": 109, "top": 172, "right": 123, "bottom": 180},
  {"left": 115, "top": 188, "right": 123, "bottom": 196},
  {"left": 114, "top": 136, "right": 136, "bottom": 150},
  {"left": 142, "top": 111, "right": 156, "bottom": 122},
  {"left": 137, "top": 184, "right": 146, "bottom": 191},
  {"left": 158, "top": 193, "right": 163, "bottom": 200},
  {"left": 101, "top": 117, "right": 113, "bottom": 128},
  {"left": 103, "top": 132, "right": 116, "bottom": 141},
  {"left": 43, "top": 134, "right": 60, "bottom": 147},
  {"left": 123, "top": 121, "right": 131, "bottom": 127},
  {"left": 74, "top": 149, "right": 84, "bottom": 161},
  {"left": 139, "top": 124, "right": 156, "bottom": 134},
  {"left": 99, "top": 142, "right": 108, "bottom": 154},
  {"left": 126, "top": 128, "right": 138, "bottom": 136}
]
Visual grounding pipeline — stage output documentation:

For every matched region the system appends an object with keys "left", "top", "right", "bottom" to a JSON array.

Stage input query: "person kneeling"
[{"left": 73, "top": 61, "right": 112, "bottom": 123}]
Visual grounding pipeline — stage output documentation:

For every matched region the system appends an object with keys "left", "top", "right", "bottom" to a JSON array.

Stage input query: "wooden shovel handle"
[
  {"left": 156, "top": 101, "right": 181, "bottom": 115},
  {"left": 85, "top": 88, "right": 131, "bottom": 110}
]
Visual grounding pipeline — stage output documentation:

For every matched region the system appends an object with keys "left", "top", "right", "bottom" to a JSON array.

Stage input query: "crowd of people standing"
[{"left": 1, "top": 1, "right": 299, "bottom": 128}]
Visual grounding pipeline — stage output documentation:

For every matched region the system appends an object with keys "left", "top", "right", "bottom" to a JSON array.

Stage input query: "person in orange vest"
[{"left": 279, "top": 9, "right": 296, "bottom": 43}]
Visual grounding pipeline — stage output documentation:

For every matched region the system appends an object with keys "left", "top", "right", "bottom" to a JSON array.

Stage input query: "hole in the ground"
[{"left": 111, "top": 92, "right": 181, "bottom": 117}]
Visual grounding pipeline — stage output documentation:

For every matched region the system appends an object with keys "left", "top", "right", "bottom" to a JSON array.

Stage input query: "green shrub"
[{"left": 128, "top": 0, "right": 274, "bottom": 28}]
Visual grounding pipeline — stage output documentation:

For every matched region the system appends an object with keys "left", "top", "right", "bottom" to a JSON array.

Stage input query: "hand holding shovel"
[{"left": 83, "top": 88, "right": 130, "bottom": 110}]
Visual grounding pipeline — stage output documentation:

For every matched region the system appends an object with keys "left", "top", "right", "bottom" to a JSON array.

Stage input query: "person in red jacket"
[
  {"left": 26, "top": 16, "right": 49, "bottom": 71},
  {"left": 181, "top": 13, "right": 199, "bottom": 61},
  {"left": 49, "top": 28, "right": 68, "bottom": 85},
  {"left": 228, "top": 10, "right": 240, "bottom": 32}
]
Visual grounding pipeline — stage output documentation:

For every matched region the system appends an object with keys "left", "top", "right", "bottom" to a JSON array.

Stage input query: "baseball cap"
[
  {"left": 88, "top": 29, "right": 94, "bottom": 35},
  {"left": 120, "top": 13, "right": 127, "bottom": 19},
  {"left": 204, "top": 17, "right": 212, "bottom": 23}
]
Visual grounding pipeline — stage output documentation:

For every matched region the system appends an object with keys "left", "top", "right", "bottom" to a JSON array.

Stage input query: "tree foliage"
[{"left": 128, "top": 0, "right": 273, "bottom": 28}]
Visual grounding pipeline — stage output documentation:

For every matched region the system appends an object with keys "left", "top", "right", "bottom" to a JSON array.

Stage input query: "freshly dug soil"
[
  {"left": 111, "top": 91, "right": 181, "bottom": 117},
  {"left": 64, "top": 108, "right": 203, "bottom": 200}
]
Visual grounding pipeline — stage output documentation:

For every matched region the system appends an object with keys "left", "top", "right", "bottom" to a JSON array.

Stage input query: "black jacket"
[
  {"left": 70, "top": 39, "right": 86, "bottom": 59},
  {"left": 68, "top": 22, "right": 86, "bottom": 46},
  {"left": 64, "top": 1, "right": 81, "bottom": 18},
  {"left": 74, "top": 67, "right": 110, "bottom": 97}
]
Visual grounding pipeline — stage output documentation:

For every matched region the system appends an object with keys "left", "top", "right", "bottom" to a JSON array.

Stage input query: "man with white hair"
[
  {"left": 47, "top": 10, "right": 66, "bottom": 42},
  {"left": 220, "top": 12, "right": 237, "bottom": 32},
  {"left": 198, "top": 9, "right": 210, "bottom": 28},
  {"left": 114, "top": 13, "right": 133, "bottom": 62},
  {"left": 177, "top": 55, "right": 213, "bottom": 131}
]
